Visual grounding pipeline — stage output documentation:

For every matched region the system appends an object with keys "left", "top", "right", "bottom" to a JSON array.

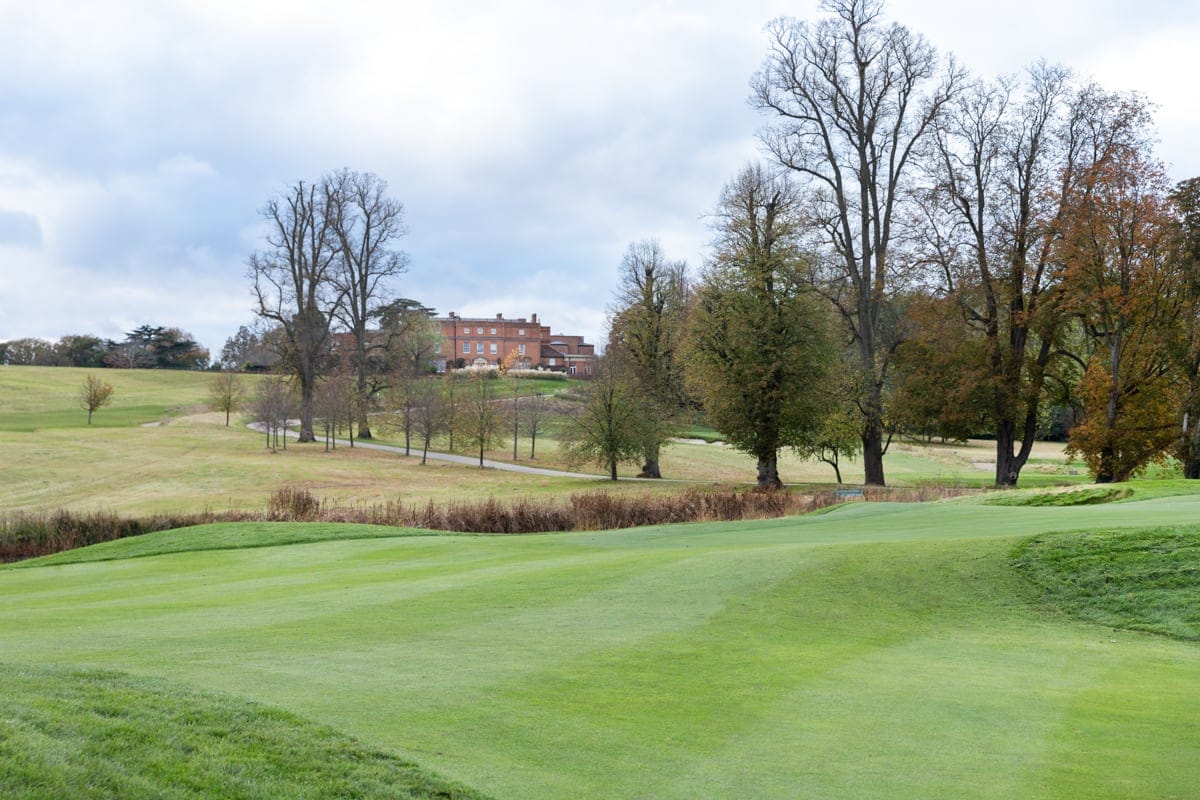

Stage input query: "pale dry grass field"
[{"left": 0, "top": 365, "right": 1082, "bottom": 516}]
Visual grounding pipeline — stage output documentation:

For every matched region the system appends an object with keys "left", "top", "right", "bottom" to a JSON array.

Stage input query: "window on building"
[
  {"left": 569, "top": 365, "right": 577, "bottom": 375},
  {"left": 490, "top": 327, "right": 497, "bottom": 335},
  {"left": 548, "top": 358, "right": 557, "bottom": 366},
  {"left": 490, "top": 343, "right": 498, "bottom": 354},
  {"left": 476, "top": 327, "right": 483, "bottom": 334},
  {"left": 518, "top": 344, "right": 525, "bottom": 355},
  {"left": 476, "top": 342, "right": 484, "bottom": 353},
  {"left": 462, "top": 326, "right": 469, "bottom": 335},
  {"left": 518, "top": 328, "right": 526, "bottom": 336},
  {"left": 462, "top": 342, "right": 470, "bottom": 354}
]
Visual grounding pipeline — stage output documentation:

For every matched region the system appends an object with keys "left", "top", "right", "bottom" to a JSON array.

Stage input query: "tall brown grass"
[{"left": 1, "top": 484, "right": 980, "bottom": 562}]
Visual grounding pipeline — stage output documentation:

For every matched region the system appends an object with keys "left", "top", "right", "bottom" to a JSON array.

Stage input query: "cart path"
[{"left": 248, "top": 422, "right": 627, "bottom": 480}]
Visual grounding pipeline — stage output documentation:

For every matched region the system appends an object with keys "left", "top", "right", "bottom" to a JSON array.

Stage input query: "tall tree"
[
  {"left": 326, "top": 169, "right": 410, "bottom": 439},
  {"left": 606, "top": 239, "right": 690, "bottom": 478},
  {"left": 685, "top": 165, "right": 833, "bottom": 490},
  {"left": 752, "top": 0, "right": 961, "bottom": 485},
  {"left": 1170, "top": 177, "right": 1200, "bottom": 477},
  {"left": 107, "top": 325, "right": 208, "bottom": 369},
  {"left": 249, "top": 180, "right": 339, "bottom": 443},
  {"left": 918, "top": 66, "right": 1157, "bottom": 486},
  {"left": 56, "top": 334, "right": 110, "bottom": 367},
  {"left": 1058, "top": 147, "right": 1181, "bottom": 482}
]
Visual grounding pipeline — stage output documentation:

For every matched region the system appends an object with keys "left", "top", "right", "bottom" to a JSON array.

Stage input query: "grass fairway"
[{"left": 3, "top": 496, "right": 1199, "bottom": 798}]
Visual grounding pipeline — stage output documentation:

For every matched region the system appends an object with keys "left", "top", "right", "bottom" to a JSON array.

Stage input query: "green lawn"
[{"left": 3, "top": 495, "right": 1199, "bottom": 798}]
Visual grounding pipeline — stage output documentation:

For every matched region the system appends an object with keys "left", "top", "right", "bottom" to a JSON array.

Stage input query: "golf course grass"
[{"left": 3, "top": 495, "right": 1199, "bottom": 798}]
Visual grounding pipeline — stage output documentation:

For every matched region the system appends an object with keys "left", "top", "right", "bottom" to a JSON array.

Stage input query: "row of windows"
[
  {"left": 461, "top": 326, "right": 527, "bottom": 336},
  {"left": 460, "top": 342, "right": 527, "bottom": 356}
]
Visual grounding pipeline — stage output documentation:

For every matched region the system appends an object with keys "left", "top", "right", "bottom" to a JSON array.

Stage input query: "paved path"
[{"left": 249, "top": 422, "right": 608, "bottom": 479}]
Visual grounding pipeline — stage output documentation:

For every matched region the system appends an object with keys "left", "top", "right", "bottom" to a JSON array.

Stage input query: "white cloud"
[{"left": 1, "top": 0, "right": 1197, "bottom": 356}]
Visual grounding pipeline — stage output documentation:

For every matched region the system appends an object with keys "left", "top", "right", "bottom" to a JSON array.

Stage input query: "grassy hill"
[{"left": 3, "top": 495, "right": 1199, "bottom": 798}]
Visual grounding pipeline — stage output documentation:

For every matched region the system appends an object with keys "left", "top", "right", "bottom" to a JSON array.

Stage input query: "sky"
[{"left": 1, "top": 0, "right": 1197, "bottom": 355}]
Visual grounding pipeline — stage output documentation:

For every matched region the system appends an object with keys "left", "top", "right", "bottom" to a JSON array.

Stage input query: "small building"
[{"left": 436, "top": 312, "right": 596, "bottom": 375}]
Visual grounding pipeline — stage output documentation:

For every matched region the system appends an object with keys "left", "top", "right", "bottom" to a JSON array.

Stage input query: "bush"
[{"left": 507, "top": 369, "right": 568, "bottom": 381}]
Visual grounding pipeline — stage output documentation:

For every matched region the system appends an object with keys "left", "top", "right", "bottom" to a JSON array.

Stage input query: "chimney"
[
  {"left": 496, "top": 313, "right": 503, "bottom": 320},
  {"left": 531, "top": 313, "right": 538, "bottom": 325}
]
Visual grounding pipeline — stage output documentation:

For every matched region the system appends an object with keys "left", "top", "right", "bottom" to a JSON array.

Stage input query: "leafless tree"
[
  {"left": 752, "top": 0, "right": 962, "bottom": 485},
  {"left": 249, "top": 180, "right": 339, "bottom": 443},
  {"left": 459, "top": 373, "right": 505, "bottom": 467},
  {"left": 313, "top": 371, "right": 353, "bottom": 451},
  {"left": 326, "top": 169, "right": 410, "bottom": 439},
  {"left": 208, "top": 371, "right": 245, "bottom": 426},
  {"left": 522, "top": 390, "right": 552, "bottom": 460},
  {"left": 252, "top": 375, "right": 293, "bottom": 453},
  {"left": 411, "top": 378, "right": 445, "bottom": 465}
]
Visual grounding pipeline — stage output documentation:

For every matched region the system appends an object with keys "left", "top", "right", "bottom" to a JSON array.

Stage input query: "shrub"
[{"left": 1, "top": 485, "right": 980, "bottom": 562}]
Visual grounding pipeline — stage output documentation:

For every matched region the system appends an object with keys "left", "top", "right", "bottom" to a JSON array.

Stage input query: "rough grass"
[
  {"left": 1011, "top": 526, "right": 1200, "bottom": 640},
  {"left": 1, "top": 366, "right": 1090, "bottom": 517},
  {"left": 8, "top": 485, "right": 938, "bottom": 563},
  {"left": 984, "top": 485, "right": 1134, "bottom": 506},
  {"left": 0, "top": 664, "right": 488, "bottom": 800}
]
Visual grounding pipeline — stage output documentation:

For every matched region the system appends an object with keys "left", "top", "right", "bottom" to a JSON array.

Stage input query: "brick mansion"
[{"left": 435, "top": 312, "right": 596, "bottom": 376}]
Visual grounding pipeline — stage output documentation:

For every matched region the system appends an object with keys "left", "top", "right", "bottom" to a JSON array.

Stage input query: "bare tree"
[
  {"left": 383, "top": 378, "right": 419, "bottom": 456},
  {"left": 412, "top": 378, "right": 445, "bottom": 465},
  {"left": 252, "top": 375, "right": 293, "bottom": 453},
  {"left": 459, "top": 373, "right": 505, "bottom": 467},
  {"left": 79, "top": 374, "right": 114, "bottom": 424},
  {"left": 208, "top": 371, "right": 245, "bottom": 426},
  {"left": 522, "top": 390, "right": 552, "bottom": 460},
  {"left": 752, "top": 0, "right": 962, "bottom": 485},
  {"left": 249, "top": 180, "right": 339, "bottom": 443},
  {"left": 313, "top": 371, "right": 353, "bottom": 451},
  {"left": 326, "top": 169, "right": 410, "bottom": 439}
]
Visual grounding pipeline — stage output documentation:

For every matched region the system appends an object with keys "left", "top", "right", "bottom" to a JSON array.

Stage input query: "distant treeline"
[{"left": 0, "top": 325, "right": 210, "bottom": 370}]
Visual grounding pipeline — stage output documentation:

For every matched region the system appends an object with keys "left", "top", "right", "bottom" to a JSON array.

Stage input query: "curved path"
[{"left": 249, "top": 422, "right": 610, "bottom": 480}]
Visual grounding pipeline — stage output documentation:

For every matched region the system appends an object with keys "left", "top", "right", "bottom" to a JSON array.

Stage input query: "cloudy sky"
[{"left": 1, "top": 0, "right": 1197, "bottom": 354}]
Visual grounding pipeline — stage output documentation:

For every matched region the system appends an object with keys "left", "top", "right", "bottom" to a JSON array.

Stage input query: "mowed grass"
[{"left": 3, "top": 495, "right": 1200, "bottom": 799}]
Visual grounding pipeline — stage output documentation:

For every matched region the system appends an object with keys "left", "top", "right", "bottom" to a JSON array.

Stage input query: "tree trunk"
[
  {"left": 639, "top": 442, "right": 662, "bottom": 478},
  {"left": 756, "top": 453, "right": 782, "bottom": 490},
  {"left": 298, "top": 377, "right": 316, "bottom": 443},
  {"left": 639, "top": 458, "right": 662, "bottom": 479},
  {"left": 609, "top": 458, "right": 619, "bottom": 481},
  {"left": 861, "top": 430, "right": 885, "bottom": 487},
  {"left": 860, "top": 389, "right": 886, "bottom": 486}
]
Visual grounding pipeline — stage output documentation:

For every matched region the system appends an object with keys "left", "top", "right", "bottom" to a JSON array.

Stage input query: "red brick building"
[{"left": 436, "top": 312, "right": 596, "bottom": 375}]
